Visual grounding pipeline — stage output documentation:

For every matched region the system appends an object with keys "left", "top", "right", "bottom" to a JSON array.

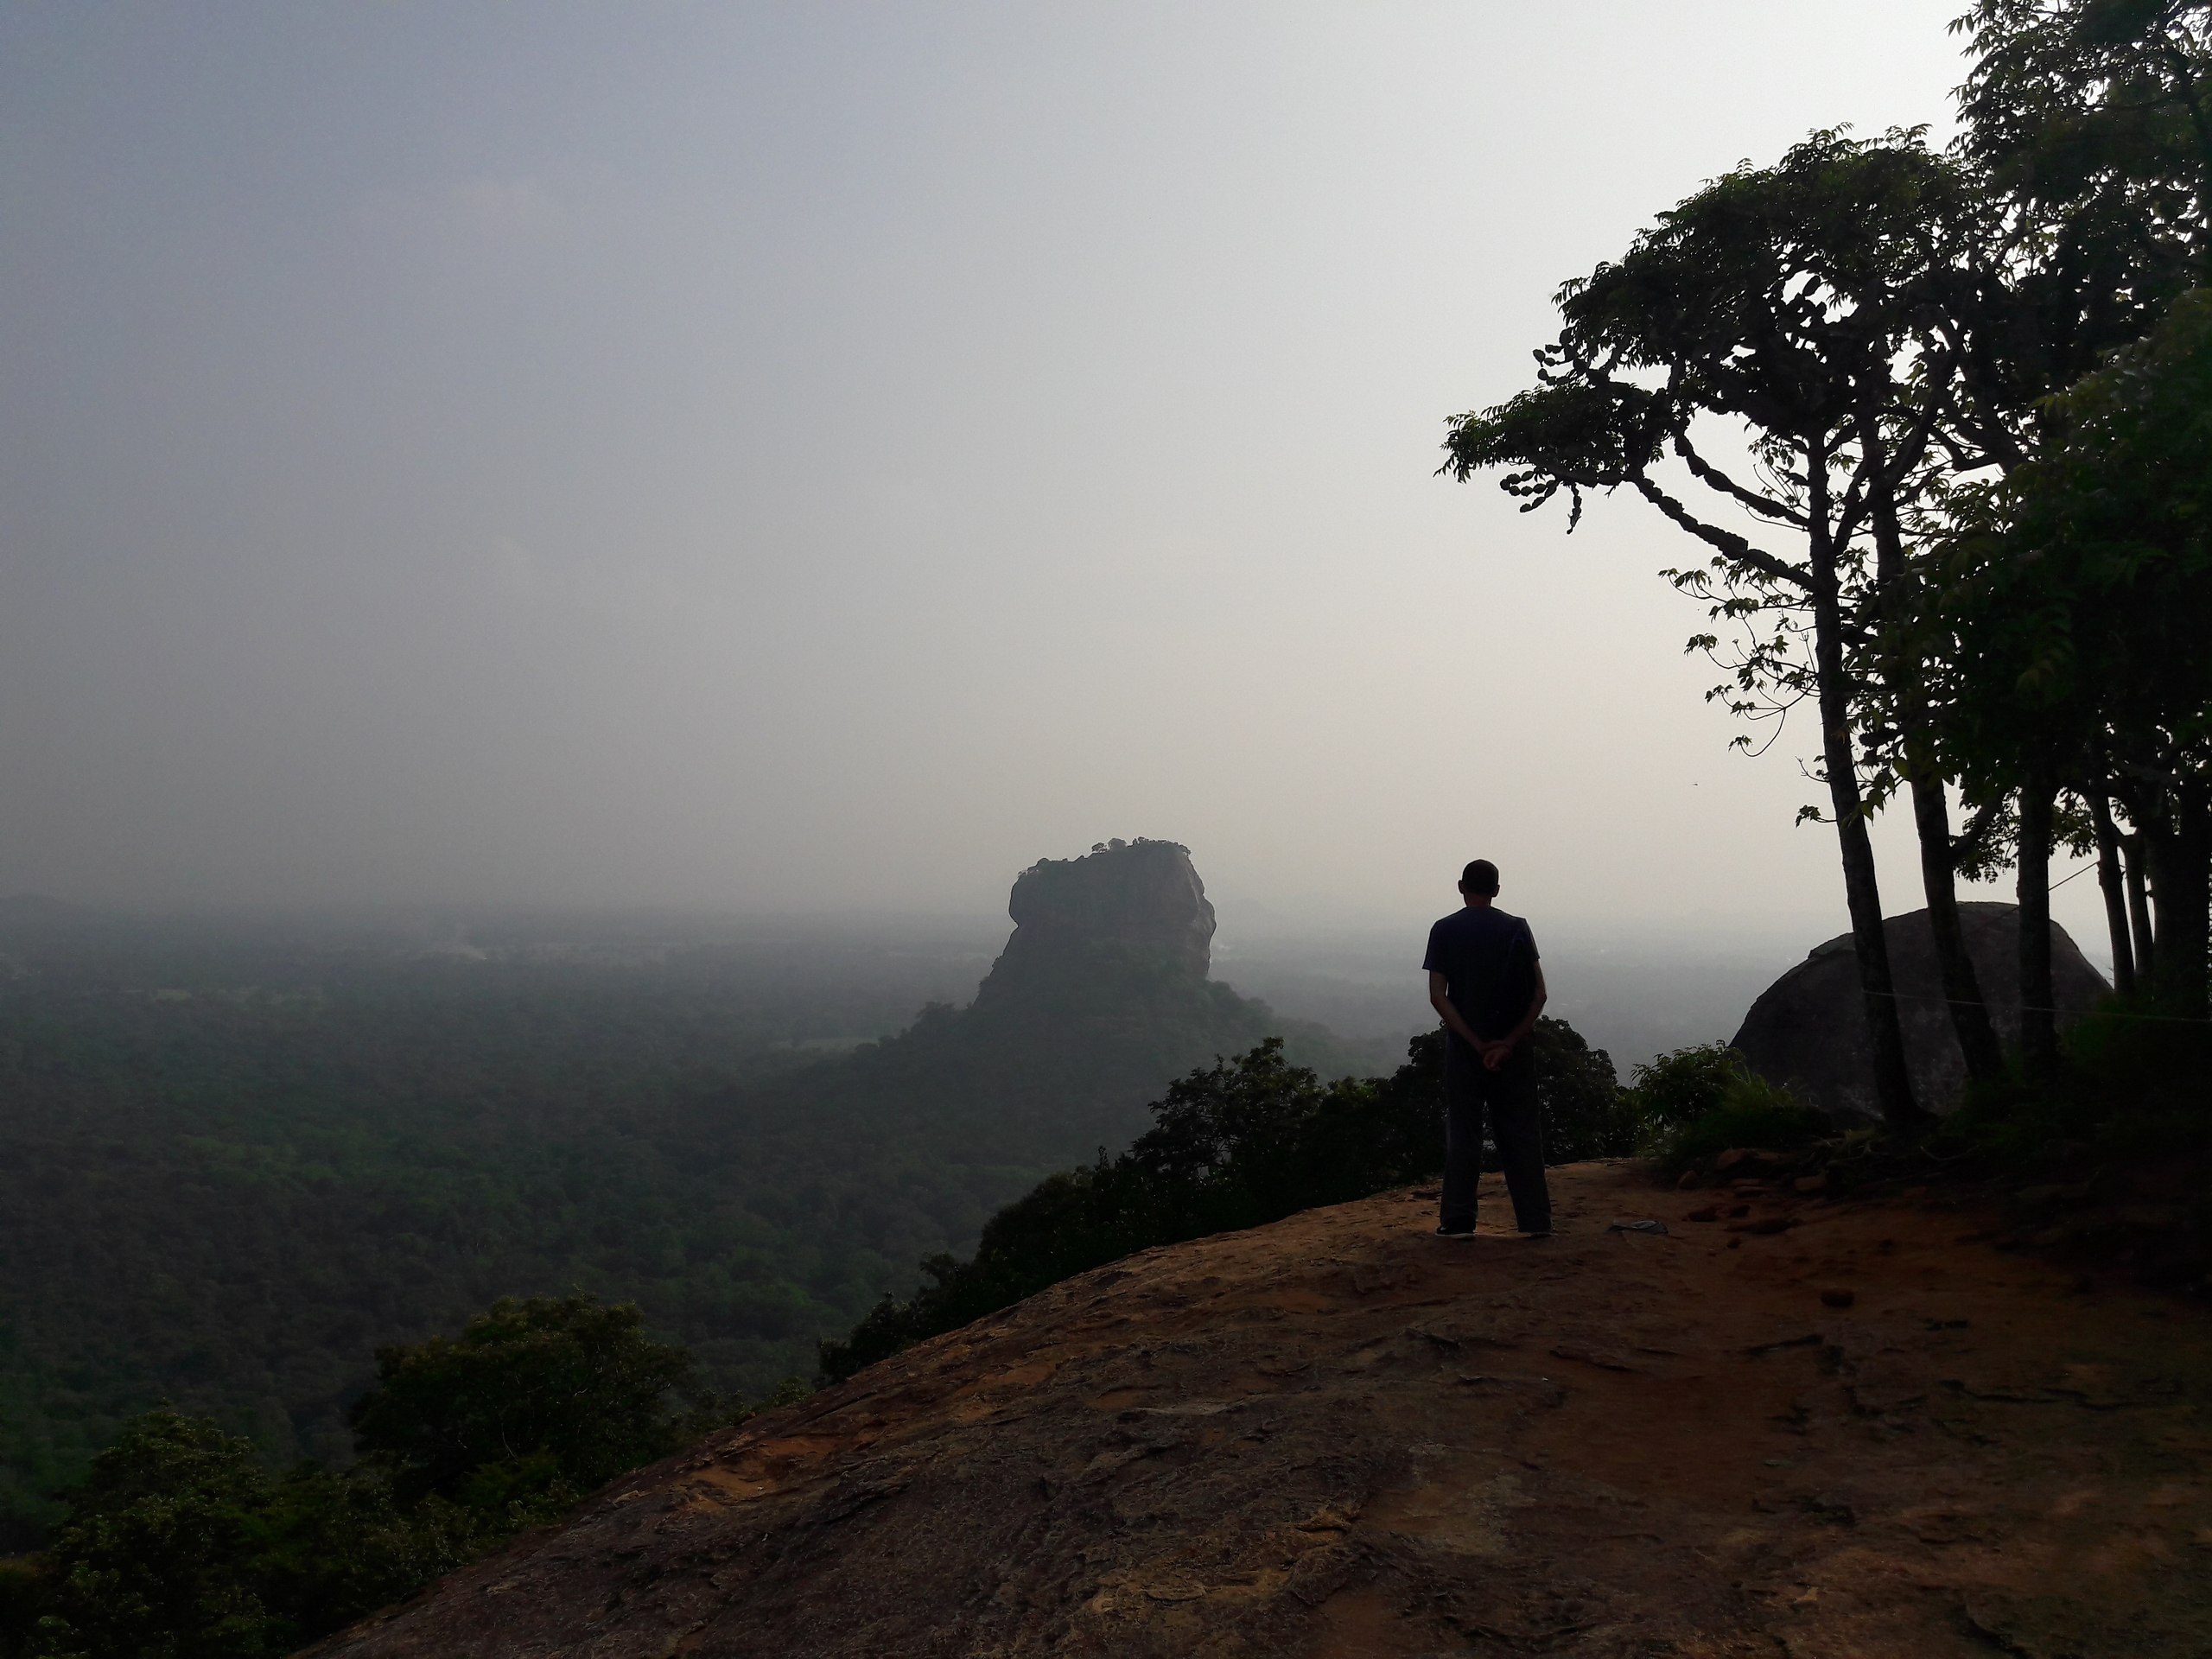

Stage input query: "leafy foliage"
[
  {"left": 349, "top": 1297, "right": 697, "bottom": 1519},
  {"left": 1446, "top": 1, "right": 2212, "bottom": 1120},
  {"left": 1627, "top": 1050, "right": 1828, "bottom": 1170},
  {"left": 1446, "top": 128, "right": 1986, "bottom": 1126},
  {"left": 1533, "top": 1016, "right": 1639, "bottom": 1161},
  {"left": 1622, "top": 1043, "right": 1742, "bottom": 1138},
  {"left": 13, "top": 1296, "right": 757, "bottom": 1659},
  {"left": 1932, "top": 287, "right": 2212, "bottom": 1010},
  {"left": 34, "top": 1411, "right": 286, "bottom": 1659}
]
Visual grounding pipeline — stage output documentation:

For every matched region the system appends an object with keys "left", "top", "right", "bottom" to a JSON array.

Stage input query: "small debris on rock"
[{"left": 1607, "top": 1219, "right": 1669, "bottom": 1236}]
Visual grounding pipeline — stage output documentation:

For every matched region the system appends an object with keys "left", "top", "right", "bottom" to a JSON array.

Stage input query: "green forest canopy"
[{"left": 0, "top": 905, "right": 1374, "bottom": 1548}]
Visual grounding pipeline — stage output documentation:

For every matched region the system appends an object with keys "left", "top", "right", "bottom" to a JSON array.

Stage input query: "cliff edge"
[{"left": 308, "top": 1163, "right": 2211, "bottom": 1657}]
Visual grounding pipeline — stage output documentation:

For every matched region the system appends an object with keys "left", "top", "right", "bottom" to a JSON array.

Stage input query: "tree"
[
  {"left": 348, "top": 1296, "right": 697, "bottom": 1521},
  {"left": 1529, "top": 1019, "right": 1636, "bottom": 1161},
  {"left": 1444, "top": 131, "right": 1980, "bottom": 1125},
  {"left": 1935, "top": 288, "right": 2212, "bottom": 1018},
  {"left": 35, "top": 1410, "right": 283, "bottom": 1659},
  {"left": 1932, "top": 0, "right": 2212, "bottom": 1027},
  {"left": 1954, "top": 0, "right": 2212, "bottom": 281}
]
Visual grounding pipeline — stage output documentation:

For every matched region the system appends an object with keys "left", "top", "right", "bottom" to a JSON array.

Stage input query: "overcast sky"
[{"left": 0, "top": 1, "right": 2119, "bottom": 950}]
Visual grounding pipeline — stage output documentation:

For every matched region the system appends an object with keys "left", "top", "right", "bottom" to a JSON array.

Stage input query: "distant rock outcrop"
[
  {"left": 720, "top": 839, "right": 1364, "bottom": 1228},
  {"left": 974, "top": 838, "right": 1217, "bottom": 1003},
  {"left": 1732, "top": 902, "right": 2109, "bottom": 1120}
]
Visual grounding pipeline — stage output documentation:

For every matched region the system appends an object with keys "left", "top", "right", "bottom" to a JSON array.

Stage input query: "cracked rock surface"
[{"left": 307, "top": 1163, "right": 2212, "bottom": 1658}]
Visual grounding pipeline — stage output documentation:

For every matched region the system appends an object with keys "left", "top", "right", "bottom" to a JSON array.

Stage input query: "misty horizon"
[{"left": 3, "top": 0, "right": 2127, "bottom": 954}]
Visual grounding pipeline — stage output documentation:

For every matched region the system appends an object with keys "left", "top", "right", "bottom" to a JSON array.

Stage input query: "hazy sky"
[{"left": 0, "top": 2, "right": 2119, "bottom": 949}]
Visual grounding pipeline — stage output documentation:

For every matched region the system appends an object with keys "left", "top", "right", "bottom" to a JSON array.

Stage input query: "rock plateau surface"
[{"left": 309, "top": 1161, "right": 2211, "bottom": 1658}]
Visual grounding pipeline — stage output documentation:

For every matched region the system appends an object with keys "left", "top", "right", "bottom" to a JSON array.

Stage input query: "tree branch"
[
  {"left": 1630, "top": 477, "right": 1810, "bottom": 591},
  {"left": 1672, "top": 433, "right": 1810, "bottom": 528}
]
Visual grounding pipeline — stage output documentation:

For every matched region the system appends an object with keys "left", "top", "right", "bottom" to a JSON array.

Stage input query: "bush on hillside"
[
  {"left": 820, "top": 1034, "right": 1449, "bottom": 1378},
  {"left": 1625, "top": 1045, "right": 1827, "bottom": 1169},
  {"left": 18, "top": 1298, "right": 791, "bottom": 1659},
  {"left": 1929, "top": 1005, "right": 2212, "bottom": 1170},
  {"left": 22, "top": 1408, "right": 448, "bottom": 1659},
  {"left": 1623, "top": 1043, "right": 1740, "bottom": 1137},
  {"left": 349, "top": 1296, "right": 697, "bottom": 1521},
  {"left": 823, "top": 1016, "right": 1629, "bottom": 1380},
  {"left": 1533, "top": 1019, "right": 1634, "bottom": 1160}
]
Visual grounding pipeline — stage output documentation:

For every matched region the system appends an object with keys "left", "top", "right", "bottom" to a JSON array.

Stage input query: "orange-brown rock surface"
[{"left": 308, "top": 1163, "right": 2212, "bottom": 1657}]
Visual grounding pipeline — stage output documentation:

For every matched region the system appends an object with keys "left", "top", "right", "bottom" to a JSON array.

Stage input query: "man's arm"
[
  {"left": 1484, "top": 962, "right": 1548, "bottom": 1071},
  {"left": 1427, "top": 969, "right": 1485, "bottom": 1051}
]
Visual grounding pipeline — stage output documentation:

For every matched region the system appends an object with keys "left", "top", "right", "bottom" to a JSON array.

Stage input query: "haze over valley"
[{"left": 3, "top": 3, "right": 2208, "bottom": 1654}]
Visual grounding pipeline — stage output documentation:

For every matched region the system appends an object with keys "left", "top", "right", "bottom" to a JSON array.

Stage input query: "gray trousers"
[{"left": 1440, "top": 1033, "right": 1550, "bottom": 1234}]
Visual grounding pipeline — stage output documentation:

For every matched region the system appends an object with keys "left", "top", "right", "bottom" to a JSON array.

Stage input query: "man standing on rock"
[{"left": 1424, "top": 859, "right": 1550, "bottom": 1239}]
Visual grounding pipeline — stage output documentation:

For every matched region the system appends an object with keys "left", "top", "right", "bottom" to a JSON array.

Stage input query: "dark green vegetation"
[
  {"left": 0, "top": 1296, "right": 772, "bottom": 1659},
  {"left": 823, "top": 1017, "right": 1627, "bottom": 1378},
  {"left": 0, "top": 1010, "right": 1630, "bottom": 1659},
  {"left": 1625, "top": 1044, "right": 1835, "bottom": 1171},
  {"left": 0, "top": 899, "right": 1373, "bottom": 1549},
  {"left": 1444, "top": 0, "right": 2212, "bottom": 1125}
]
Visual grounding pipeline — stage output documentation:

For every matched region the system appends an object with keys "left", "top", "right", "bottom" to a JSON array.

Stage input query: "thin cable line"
[{"left": 1860, "top": 986, "right": 2212, "bottom": 1025}]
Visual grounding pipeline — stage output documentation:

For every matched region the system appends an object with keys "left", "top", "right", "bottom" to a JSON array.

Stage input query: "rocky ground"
[{"left": 309, "top": 1161, "right": 2212, "bottom": 1657}]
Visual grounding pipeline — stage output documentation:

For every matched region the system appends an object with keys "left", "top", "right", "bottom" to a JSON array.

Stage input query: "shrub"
[
  {"left": 34, "top": 1409, "right": 286, "bottom": 1659},
  {"left": 823, "top": 1016, "right": 1628, "bottom": 1380},
  {"left": 1658, "top": 1067, "right": 1827, "bottom": 1169},
  {"left": 1531, "top": 1019, "right": 1633, "bottom": 1160},
  {"left": 1930, "top": 1003, "right": 2212, "bottom": 1170},
  {"left": 821, "top": 1033, "right": 1450, "bottom": 1378},
  {"left": 23, "top": 1296, "right": 784, "bottom": 1659},
  {"left": 1623, "top": 1042, "right": 1739, "bottom": 1138},
  {"left": 1621, "top": 1044, "right": 1827, "bottom": 1169},
  {"left": 349, "top": 1296, "right": 698, "bottom": 1522}
]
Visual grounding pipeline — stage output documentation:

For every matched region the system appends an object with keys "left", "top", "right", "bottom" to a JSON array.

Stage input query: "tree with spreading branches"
[{"left": 1441, "top": 130, "right": 1988, "bottom": 1126}]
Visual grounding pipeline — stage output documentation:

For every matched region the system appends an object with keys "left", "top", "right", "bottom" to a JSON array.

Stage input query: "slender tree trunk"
[
  {"left": 1911, "top": 774, "right": 2007, "bottom": 1081},
  {"left": 2017, "top": 771, "right": 2059, "bottom": 1075},
  {"left": 1808, "top": 489, "right": 1921, "bottom": 1126},
  {"left": 1853, "top": 415, "right": 1942, "bottom": 1116},
  {"left": 2125, "top": 832, "right": 2157, "bottom": 983},
  {"left": 2090, "top": 790, "right": 2136, "bottom": 996},
  {"left": 2146, "top": 784, "right": 2211, "bottom": 1018}
]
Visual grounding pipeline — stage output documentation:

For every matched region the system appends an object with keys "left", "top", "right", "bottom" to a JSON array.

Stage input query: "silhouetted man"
[{"left": 1423, "top": 858, "right": 1550, "bottom": 1238}]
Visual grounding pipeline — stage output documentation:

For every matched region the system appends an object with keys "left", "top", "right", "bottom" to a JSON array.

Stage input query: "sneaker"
[{"left": 1434, "top": 1224, "right": 1475, "bottom": 1239}]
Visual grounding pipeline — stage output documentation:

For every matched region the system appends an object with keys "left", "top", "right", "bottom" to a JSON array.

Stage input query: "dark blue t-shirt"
[{"left": 1422, "top": 906, "right": 1539, "bottom": 1039}]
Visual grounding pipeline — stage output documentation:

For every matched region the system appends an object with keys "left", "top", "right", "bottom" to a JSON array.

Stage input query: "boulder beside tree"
[{"left": 1732, "top": 903, "right": 2107, "bottom": 1121}]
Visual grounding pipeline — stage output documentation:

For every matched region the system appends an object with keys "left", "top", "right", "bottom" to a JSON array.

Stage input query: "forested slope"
[{"left": 0, "top": 853, "right": 1372, "bottom": 1546}]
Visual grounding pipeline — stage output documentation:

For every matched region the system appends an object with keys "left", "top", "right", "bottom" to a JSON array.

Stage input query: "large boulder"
[
  {"left": 1732, "top": 902, "right": 2109, "bottom": 1120},
  {"left": 973, "top": 839, "right": 1216, "bottom": 1004}
]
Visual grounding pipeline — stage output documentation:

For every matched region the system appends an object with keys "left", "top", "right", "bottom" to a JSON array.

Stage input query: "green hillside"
[{"left": 0, "top": 860, "right": 1373, "bottom": 1547}]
